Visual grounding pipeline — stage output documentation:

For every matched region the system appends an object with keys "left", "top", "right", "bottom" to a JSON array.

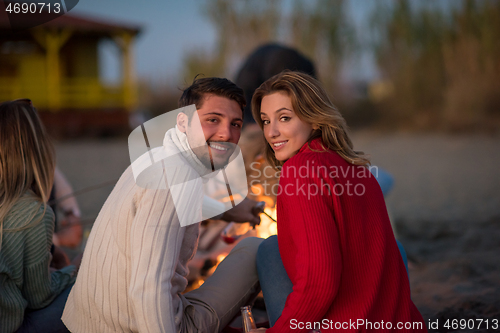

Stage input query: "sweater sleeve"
[
  {"left": 269, "top": 154, "right": 342, "bottom": 333},
  {"left": 128, "top": 163, "right": 200, "bottom": 333},
  {"left": 22, "top": 206, "right": 76, "bottom": 309}
]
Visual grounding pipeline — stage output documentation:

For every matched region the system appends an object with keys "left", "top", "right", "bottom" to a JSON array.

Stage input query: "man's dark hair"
[
  {"left": 235, "top": 43, "right": 316, "bottom": 126},
  {"left": 178, "top": 77, "right": 246, "bottom": 121}
]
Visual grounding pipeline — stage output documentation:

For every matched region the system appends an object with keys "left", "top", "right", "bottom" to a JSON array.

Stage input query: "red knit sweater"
[{"left": 268, "top": 138, "right": 426, "bottom": 333}]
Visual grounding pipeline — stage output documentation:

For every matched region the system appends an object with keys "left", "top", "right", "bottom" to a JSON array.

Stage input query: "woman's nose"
[{"left": 266, "top": 121, "right": 280, "bottom": 138}]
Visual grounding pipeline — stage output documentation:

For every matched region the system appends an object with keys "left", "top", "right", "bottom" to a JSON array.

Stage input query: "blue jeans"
[
  {"left": 372, "top": 167, "right": 394, "bottom": 197},
  {"left": 256, "top": 236, "right": 409, "bottom": 327},
  {"left": 17, "top": 286, "right": 73, "bottom": 333}
]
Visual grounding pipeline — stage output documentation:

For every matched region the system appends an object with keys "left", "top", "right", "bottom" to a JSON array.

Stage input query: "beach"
[
  {"left": 54, "top": 130, "right": 500, "bottom": 331},
  {"left": 353, "top": 131, "right": 500, "bottom": 332}
]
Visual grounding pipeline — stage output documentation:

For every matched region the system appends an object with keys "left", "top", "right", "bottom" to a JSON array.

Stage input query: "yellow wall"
[
  {"left": 63, "top": 38, "right": 99, "bottom": 79},
  {"left": 19, "top": 54, "right": 48, "bottom": 104},
  {"left": 0, "top": 30, "right": 137, "bottom": 111}
]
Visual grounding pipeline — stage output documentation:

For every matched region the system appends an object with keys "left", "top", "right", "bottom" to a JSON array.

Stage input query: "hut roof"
[{"left": 0, "top": 2, "right": 141, "bottom": 35}]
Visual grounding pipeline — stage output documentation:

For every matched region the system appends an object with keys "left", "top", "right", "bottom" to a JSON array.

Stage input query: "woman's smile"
[
  {"left": 271, "top": 140, "right": 288, "bottom": 151},
  {"left": 260, "top": 92, "right": 313, "bottom": 161}
]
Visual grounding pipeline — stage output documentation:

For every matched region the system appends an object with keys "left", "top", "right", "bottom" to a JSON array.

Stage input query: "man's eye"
[
  {"left": 262, "top": 120, "right": 270, "bottom": 125},
  {"left": 207, "top": 118, "right": 218, "bottom": 123},
  {"left": 232, "top": 122, "right": 241, "bottom": 128}
]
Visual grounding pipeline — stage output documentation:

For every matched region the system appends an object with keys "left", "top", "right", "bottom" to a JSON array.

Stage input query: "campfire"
[
  {"left": 184, "top": 128, "right": 279, "bottom": 292},
  {"left": 184, "top": 199, "right": 277, "bottom": 292}
]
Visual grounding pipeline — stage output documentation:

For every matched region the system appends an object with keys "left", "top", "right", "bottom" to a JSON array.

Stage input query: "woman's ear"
[
  {"left": 312, "top": 124, "right": 320, "bottom": 130},
  {"left": 177, "top": 112, "right": 188, "bottom": 133}
]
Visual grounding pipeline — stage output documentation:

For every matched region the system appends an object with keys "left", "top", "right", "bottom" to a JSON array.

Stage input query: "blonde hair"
[
  {"left": 251, "top": 70, "right": 370, "bottom": 169},
  {"left": 0, "top": 99, "right": 55, "bottom": 248}
]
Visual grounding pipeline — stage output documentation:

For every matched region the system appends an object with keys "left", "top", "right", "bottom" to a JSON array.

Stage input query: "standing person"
[
  {"left": 0, "top": 99, "right": 77, "bottom": 333},
  {"left": 252, "top": 71, "right": 426, "bottom": 332},
  {"left": 62, "top": 78, "right": 264, "bottom": 333}
]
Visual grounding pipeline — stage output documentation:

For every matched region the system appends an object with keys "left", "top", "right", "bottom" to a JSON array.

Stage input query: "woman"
[
  {"left": 251, "top": 72, "right": 425, "bottom": 332},
  {"left": 0, "top": 99, "right": 77, "bottom": 333}
]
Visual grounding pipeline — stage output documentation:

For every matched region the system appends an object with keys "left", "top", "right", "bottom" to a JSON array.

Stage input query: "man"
[
  {"left": 235, "top": 43, "right": 316, "bottom": 127},
  {"left": 62, "top": 78, "right": 263, "bottom": 333}
]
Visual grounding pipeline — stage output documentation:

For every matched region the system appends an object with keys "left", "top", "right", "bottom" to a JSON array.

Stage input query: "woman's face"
[{"left": 260, "top": 92, "right": 314, "bottom": 161}]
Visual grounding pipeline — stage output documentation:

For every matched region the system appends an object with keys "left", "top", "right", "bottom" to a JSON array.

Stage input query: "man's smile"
[{"left": 208, "top": 141, "right": 234, "bottom": 156}]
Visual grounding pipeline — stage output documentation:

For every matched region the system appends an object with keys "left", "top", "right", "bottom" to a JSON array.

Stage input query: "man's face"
[{"left": 178, "top": 94, "right": 243, "bottom": 170}]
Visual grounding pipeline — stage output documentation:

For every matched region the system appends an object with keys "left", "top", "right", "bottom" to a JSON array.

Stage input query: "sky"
[
  {"left": 70, "top": 0, "right": 455, "bottom": 86},
  {"left": 58, "top": 0, "right": 462, "bottom": 85},
  {"left": 72, "top": 0, "right": 217, "bottom": 85}
]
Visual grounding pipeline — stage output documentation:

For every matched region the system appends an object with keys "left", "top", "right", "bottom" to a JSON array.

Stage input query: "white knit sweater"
[{"left": 62, "top": 128, "right": 218, "bottom": 333}]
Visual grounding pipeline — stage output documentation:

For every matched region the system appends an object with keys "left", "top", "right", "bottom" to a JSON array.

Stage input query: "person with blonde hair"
[
  {"left": 252, "top": 71, "right": 426, "bottom": 332},
  {"left": 0, "top": 99, "right": 76, "bottom": 333}
]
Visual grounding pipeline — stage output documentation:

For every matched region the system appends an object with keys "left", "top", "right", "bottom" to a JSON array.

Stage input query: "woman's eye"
[
  {"left": 262, "top": 119, "right": 270, "bottom": 125},
  {"left": 280, "top": 116, "right": 290, "bottom": 122}
]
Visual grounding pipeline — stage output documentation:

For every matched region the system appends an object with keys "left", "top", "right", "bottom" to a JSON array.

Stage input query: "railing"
[{"left": 0, "top": 77, "right": 134, "bottom": 110}]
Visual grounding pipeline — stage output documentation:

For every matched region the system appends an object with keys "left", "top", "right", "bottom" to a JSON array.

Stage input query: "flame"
[
  {"left": 206, "top": 253, "right": 228, "bottom": 277},
  {"left": 251, "top": 184, "right": 264, "bottom": 195},
  {"left": 187, "top": 205, "right": 277, "bottom": 293},
  {"left": 255, "top": 206, "right": 278, "bottom": 239},
  {"left": 269, "top": 222, "right": 277, "bottom": 235},
  {"left": 217, "top": 254, "right": 226, "bottom": 263},
  {"left": 220, "top": 193, "right": 243, "bottom": 203}
]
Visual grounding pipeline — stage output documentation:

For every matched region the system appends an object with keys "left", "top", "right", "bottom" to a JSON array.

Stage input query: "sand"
[
  {"left": 54, "top": 130, "right": 500, "bottom": 331},
  {"left": 353, "top": 131, "right": 500, "bottom": 332}
]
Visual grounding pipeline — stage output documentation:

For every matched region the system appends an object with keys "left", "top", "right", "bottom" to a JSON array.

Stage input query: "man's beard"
[{"left": 191, "top": 143, "right": 235, "bottom": 171}]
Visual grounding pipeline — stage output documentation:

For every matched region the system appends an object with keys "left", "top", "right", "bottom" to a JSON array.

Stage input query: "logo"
[
  {"left": 3, "top": 0, "right": 79, "bottom": 31},
  {"left": 128, "top": 105, "right": 248, "bottom": 227}
]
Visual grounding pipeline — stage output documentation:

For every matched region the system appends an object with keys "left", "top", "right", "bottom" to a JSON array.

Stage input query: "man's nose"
[{"left": 216, "top": 122, "right": 232, "bottom": 141}]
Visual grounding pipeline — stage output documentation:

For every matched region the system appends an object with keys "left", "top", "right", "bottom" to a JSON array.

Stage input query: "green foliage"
[
  {"left": 372, "top": 0, "right": 500, "bottom": 130},
  {"left": 181, "top": 0, "right": 355, "bottom": 93},
  {"left": 179, "top": 0, "right": 500, "bottom": 131},
  {"left": 181, "top": 0, "right": 283, "bottom": 81},
  {"left": 288, "top": 0, "right": 356, "bottom": 92}
]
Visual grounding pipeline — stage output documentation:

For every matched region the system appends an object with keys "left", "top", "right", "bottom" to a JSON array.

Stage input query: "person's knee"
[
  {"left": 234, "top": 236, "right": 264, "bottom": 257},
  {"left": 396, "top": 240, "right": 407, "bottom": 260},
  {"left": 395, "top": 239, "right": 409, "bottom": 274},
  {"left": 256, "top": 235, "right": 278, "bottom": 266}
]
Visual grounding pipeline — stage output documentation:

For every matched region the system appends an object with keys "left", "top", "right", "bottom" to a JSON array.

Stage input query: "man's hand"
[
  {"left": 221, "top": 197, "right": 263, "bottom": 225},
  {"left": 50, "top": 245, "right": 70, "bottom": 269}
]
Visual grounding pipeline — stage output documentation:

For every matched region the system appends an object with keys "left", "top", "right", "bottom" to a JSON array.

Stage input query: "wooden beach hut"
[{"left": 0, "top": 4, "right": 141, "bottom": 135}]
